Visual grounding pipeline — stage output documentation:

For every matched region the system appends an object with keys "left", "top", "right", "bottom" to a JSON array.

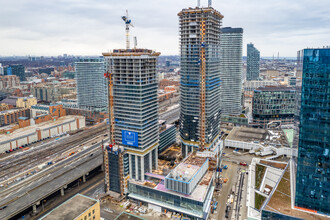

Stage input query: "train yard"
[
  {"left": 0, "top": 123, "right": 107, "bottom": 188},
  {"left": 0, "top": 123, "right": 109, "bottom": 219}
]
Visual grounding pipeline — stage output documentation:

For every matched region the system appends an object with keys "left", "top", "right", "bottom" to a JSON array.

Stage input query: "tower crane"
[{"left": 121, "top": 10, "right": 134, "bottom": 49}]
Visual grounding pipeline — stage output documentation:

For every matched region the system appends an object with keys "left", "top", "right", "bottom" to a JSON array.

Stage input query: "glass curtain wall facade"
[
  {"left": 179, "top": 7, "right": 223, "bottom": 151},
  {"left": 295, "top": 48, "right": 330, "bottom": 214},
  {"left": 219, "top": 27, "right": 243, "bottom": 116},
  {"left": 75, "top": 58, "right": 108, "bottom": 112},
  {"left": 252, "top": 86, "right": 296, "bottom": 128},
  {"left": 247, "top": 43, "right": 260, "bottom": 81}
]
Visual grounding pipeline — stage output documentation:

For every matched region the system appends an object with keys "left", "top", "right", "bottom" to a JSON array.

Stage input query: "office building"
[
  {"left": 128, "top": 152, "right": 215, "bottom": 219},
  {"left": 75, "top": 58, "right": 108, "bottom": 112},
  {"left": 252, "top": 86, "right": 296, "bottom": 128},
  {"left": 220, "top": 27, "right": 243, "bottom": 115},
  {"left": 295, "top": 48, "right": 330, "bottom": 215},
  {"left": 39, "top": 194, "right": 100, "bottom": 220},
  {"left": 179, "top": 5, "right": 223, "bottom": 157},
  {"left": 158, "top": 120, "right": 176, "bottom": 154},
  {"left": 103, "top": 49, "right": 160, "bottom": 182},
  {"left": 247, "top": 43, "right": 260, "bottom": 80},
  {"left": 4, "top": 64, "right": 26, "bottom": 81}
]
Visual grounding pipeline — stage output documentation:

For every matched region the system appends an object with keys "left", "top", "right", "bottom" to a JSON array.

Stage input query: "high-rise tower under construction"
[
  {"left": 179, "top": 5, "right": 223, "bottom": 157},
  {"left": 103, "top": 49, "right": 160, "bottom": 183}
]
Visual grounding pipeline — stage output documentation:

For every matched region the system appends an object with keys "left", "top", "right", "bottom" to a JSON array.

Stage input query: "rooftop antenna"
[
  {"left": 208, "top": 0, "right": 212, "bottom": 7},
  {"left": 121, "top": 10, "right": 134, "bottom": 49},
  {"left": 134, "top": 36, "right": 137, "bottom": 49},
  {"left": 197, "top": 0, "right": 200, "bottom": 7}
]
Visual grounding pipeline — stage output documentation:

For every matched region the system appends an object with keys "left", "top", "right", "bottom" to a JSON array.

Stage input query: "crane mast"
[
  {"left": 199, "top": 17, "right": 206, "bottom": 151},
  {"left": 121, "top": 10, "right": 134, "bottom": 49}
]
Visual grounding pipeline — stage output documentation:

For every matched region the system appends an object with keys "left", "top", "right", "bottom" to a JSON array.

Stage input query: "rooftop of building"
[
  {"left": 40, "top": 194, "right": 98, "bottom": 220},
  {"left": 221, "top": 27, "right": 243, "bottom": 33},
  {"left": 0, "top": 115, "right": 85, "bottom": 142},
  {"left": 178, "top": 6, "right": 224, "bottom": 18},
  {"left": 263, "top": 163, "right": 329, "bottom": 220},
  {"left": 227, "top": 127, "right": 269, "bottom": 142},
  {"left": 254, "top": 86, "right": 295, "bottom": 92},
  {"left": 130, "top": 170, "right": 213, "bottom": 202},
  {"left": 102, "top": 48, "right": 160, "bottom": 57},
  {"left": 0, "top": 108, "right": 28, "bottom": 115},
  {"left": 166, "top": 152, "right": 208, "bottom": 182},
  {"left": 115, "top": 212, "right": 146, "bottom": 220},
  {"left": 226, "top": 127, "right": 290, "bottom": 148}
]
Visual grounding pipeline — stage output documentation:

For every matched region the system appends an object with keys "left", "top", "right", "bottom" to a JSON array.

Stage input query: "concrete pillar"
[
  {"left": 101, "top": 164, "right": 104, "bottom": 171},
  {"left": 185, "top": 145, "right": 188, "bottom": 158},
  {"left": 149, "top": 151, "right": 152, "bottom": 172},
  {"left": 129, "top": 154, "right": 132, "bottom": 178},
  {"left": 141, "top": 155, "right": 145, "bottom": 181},
  {"left": 33, "top": 204, "right": 37, "bottom": 214},
  {"left": 154, "top": 149, "right": 158, "bottom": 170},
  {"left": 83, "top": 175, "right": 86, "bottom": 183},
  {"left": 135, "top": 155, "right": 138, "bottom": 180},
  {"left": 60, "top": 187, "right": 64, "bottom": 196}
]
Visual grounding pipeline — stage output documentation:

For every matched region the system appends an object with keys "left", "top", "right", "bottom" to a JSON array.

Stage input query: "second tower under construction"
[{"left": 179, "top": 6, "right": 223, "bottom": 157}]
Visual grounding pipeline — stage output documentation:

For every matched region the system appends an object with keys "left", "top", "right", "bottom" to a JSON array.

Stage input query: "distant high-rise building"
[
  {"left": 220, "top": 27, "right": 243, "bottom": 115},
  {"left": 179, "top": 6, "right": 223, "bottom": 157},
  {"left": 295, "top": 48, "right": 330, "bottom": 214},
  {"left": 0, "top": 64, "right": 4, "bottom": 75},
  {"left": 4, "top": 64, "right": 26, "bottom": 81},
  {"left": 75, "top": 58, "right": 108, "bottom": 112},
  {"left": 246, "top": 43, "right": 260, "bottom": 81},
  {"left": 103, "top": 49, "right": 160, "bottom": 181}
]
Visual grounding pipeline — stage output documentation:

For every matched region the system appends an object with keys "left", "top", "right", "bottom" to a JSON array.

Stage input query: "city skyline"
[{"left": 0, "top": 0, "right": 329, "bottom": 57}]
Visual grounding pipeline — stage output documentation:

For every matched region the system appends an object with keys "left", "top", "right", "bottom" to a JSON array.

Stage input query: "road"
[
  {"left": 211, "top": 160, "right": 239, "bottom": 220},
  {"left": 159, "top": 106, "right": 180, "bottom": 124},
  {"left": 33, "top": 173, "right": 105, "bottom": 220},
  {"left": 210, "top": 147, "right": 254, "bottom": 220}
]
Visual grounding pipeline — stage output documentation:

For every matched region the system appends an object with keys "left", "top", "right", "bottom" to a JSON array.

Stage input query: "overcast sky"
[{"left": 0, "top": 0, "right": 329, "bottom": 57}]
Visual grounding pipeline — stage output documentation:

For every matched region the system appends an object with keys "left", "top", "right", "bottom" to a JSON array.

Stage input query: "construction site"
[{"left": 99, "top": 3, "right": 226, "bottom": 220}]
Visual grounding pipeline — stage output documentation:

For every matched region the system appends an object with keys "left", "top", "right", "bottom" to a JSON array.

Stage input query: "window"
[
  {"left": 89, "top": 212, "right": 91, "bottom": 217},
  {"left": 84, "top": 216, "right": 87, "bottom": 220}
]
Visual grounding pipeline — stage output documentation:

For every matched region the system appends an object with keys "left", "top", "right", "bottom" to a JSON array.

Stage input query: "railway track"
[
  {"left": 0, "top": 124, "right": 107, "bottom": 181},
  {"left": 0, "top": 144, "right": 103, "bottom": 203}
]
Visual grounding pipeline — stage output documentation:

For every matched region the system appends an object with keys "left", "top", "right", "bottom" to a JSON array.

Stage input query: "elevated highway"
[{"left": 0, "top": 135, "right": 108, "bottom": 220}]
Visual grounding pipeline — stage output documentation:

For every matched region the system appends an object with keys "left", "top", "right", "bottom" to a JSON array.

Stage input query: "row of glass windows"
[{"left": 128, "top": 183, "right": 204, "bottom": 214}]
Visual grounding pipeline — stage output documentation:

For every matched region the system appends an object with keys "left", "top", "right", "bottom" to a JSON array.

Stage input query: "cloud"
[{"left": 0, "top": 0, "right": 329, "bottom": 56}]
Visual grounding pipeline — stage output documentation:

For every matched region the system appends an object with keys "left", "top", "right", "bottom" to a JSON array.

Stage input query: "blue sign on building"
[{"left": 122, "top": 130, "right": 138, "bottom": 147}]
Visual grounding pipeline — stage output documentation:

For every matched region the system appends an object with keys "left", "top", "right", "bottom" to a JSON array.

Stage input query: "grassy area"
[
  {"left": 255, "top": 192, "right": 266, "bottom": 210},
  {"left": 255, "top": 164, "right": 266, "bottom": 190}
]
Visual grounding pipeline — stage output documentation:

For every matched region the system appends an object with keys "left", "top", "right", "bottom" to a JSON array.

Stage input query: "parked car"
[{"left": 240, "top": 162, "right": 248, "bottom": 166}]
